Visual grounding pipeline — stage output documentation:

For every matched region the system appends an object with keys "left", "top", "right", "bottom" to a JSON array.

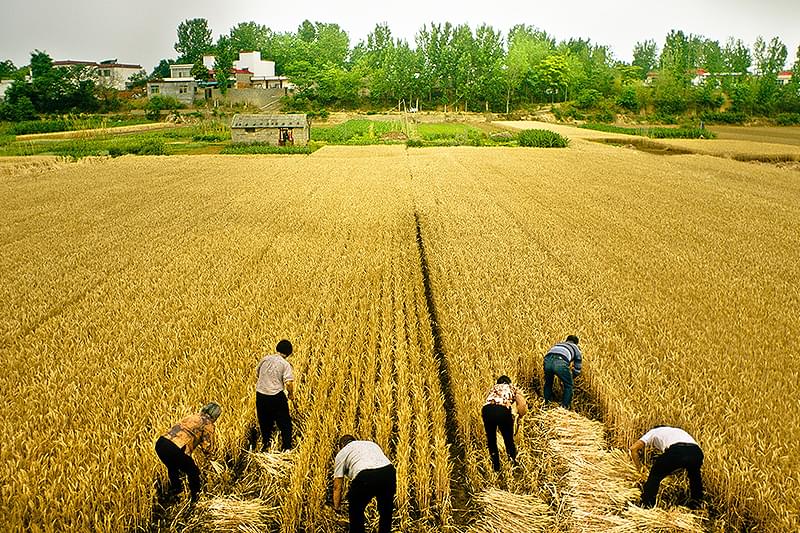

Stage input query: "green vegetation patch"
[
  {"left": 580, "top": 123, "right": 716, "bottom": 139},
  {"left": 220, "top": 143, "right": 319, "bottom": 155},
  {"left": 407, "top": 123, "right": 494, "bottom": 147},
  {"left": 518, "top": 129, "right": 570, "bottom": 148},
  {"left": 311, "top": 120, "right": 404, "bottom": 144},
  {"left": 10, "top": 115, "right": 152, "bottom": 135}
]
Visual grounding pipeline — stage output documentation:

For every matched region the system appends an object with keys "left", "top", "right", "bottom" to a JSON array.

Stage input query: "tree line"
[{"left": 2, "top": 18, "right": 799, "bottom": 122}]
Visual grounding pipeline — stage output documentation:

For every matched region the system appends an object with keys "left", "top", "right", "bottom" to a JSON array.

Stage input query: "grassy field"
[{"left": 1, "top": 133, "right": 799, "bottom": 531}]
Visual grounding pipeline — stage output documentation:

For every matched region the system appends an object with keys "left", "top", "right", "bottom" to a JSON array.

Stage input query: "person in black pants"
[
  {"left": 155, "top": 402, "right": 221, "bottom": 503},
  {"left": 482, "top": 375, "right": 528, "bottom": 471},
  {"left": 630, "top": 425, "right": 704, "bottom": 508},
  {"left": 332, "top": 435, "right": 396, "bottom": 533},
  {"left": 255, "top": 340, "right": 295, "bottom": 451}
]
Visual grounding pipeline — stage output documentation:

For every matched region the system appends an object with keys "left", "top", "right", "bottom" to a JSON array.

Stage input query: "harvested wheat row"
[
  {"left": 538, "top": 408, "right": 702, "bottom": 533},
  {"left": 468, "top": 488, "right": 554, "bottom": 533}
]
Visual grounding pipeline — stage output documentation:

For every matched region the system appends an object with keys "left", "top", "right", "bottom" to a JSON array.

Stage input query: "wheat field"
[{"left": 1, "top": 138, "right": 798, "bottom": 531}]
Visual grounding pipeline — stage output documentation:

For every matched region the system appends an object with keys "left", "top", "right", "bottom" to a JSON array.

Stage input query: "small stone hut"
[{"left": 230, "top": 114, "right": 309, "bottom": 146}]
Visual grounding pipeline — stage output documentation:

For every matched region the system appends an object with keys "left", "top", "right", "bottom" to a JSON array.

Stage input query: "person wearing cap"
[
  {"left": 482, "top": 375, "right": 528, "bottom": 471},
  {"left": 256, "top": 339, "right": 295, "bottom": 451},
  {"left": 543, "top": 335, "right": 582, "bottom": 408},
  {"left": 332, "top": 435, "right": 396, "bottom": 533},
  {"left": 630, "top": 425, "right": 704, "bottom": 508},
  {"left": 155, "top": 402, "right": 221, "bottom": 503}
]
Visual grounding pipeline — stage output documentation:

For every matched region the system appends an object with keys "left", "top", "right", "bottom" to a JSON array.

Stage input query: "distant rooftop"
[{"left": 231, "top": 114, "right": 308, "bottom": 129}]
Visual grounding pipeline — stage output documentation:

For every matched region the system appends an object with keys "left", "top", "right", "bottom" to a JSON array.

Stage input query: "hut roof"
[{"left": 231, "top": 114, "right": 307, "bottom": 129}]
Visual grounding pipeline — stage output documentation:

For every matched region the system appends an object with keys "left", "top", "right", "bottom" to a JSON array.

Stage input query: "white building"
[
  {"left": 52, "top": 59, "right": 144, "bottom": 90},
  {"left": 146, "top": 64, "right": 198, "bottom": 104},
  {"left": 203, "top": 51, "right": 290, "bottom": 89}
]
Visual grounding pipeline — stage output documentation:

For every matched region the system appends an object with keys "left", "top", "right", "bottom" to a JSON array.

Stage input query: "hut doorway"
[{"left": 279, "top": 128, "right": 294, "bottom": 146}]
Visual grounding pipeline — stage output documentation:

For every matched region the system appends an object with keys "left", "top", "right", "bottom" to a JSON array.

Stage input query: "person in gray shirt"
[
  {"left": 543, "top": 334, "right": 582, "bottom": 408},
  {"left": 255, "top": 339, "right": 295, "bottom": 451},
  {"left": 332, "top": 435, "right": 396, "bottom": 533}
]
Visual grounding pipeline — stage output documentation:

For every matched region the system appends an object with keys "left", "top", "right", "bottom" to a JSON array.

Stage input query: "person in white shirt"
[
  {"left": 332, "top": 435, "right": 396, "bottom": 533},
  {"left": 630, "top": 425, "right": 704, "bottom": 508},
  {"left": 255, "top": 339, "right": 295, "bottom": 451}
]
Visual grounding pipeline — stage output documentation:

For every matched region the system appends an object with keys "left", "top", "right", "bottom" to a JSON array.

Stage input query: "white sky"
[{"left": 1, "top": 0, "right": 797, "bottom": 73}]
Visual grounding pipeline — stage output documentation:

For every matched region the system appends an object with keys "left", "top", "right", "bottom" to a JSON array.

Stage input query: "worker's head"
[
  {"left": 566, "top": 335, "right": 579, "bottom": 345},
  {"left": 496, "top": 375, "right": 512, "bottom": 385},
  {"left": 338, "top": 434, "right": 356, "bottom": 450},
  {"left": 201, "top": 402, "right": 222, "bottom": 421},
  {"left": 276, "top": 339, "right": 293, "bottom": 356}
]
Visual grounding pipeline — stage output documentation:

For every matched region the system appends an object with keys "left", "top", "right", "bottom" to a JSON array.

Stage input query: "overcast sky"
[{"left": 1, "top": 0, "right": 797, "bottom": 73}]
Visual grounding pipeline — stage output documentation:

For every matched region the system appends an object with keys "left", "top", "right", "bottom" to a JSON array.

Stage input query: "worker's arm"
[
  {"left": 629, "top": 439, "right": 646, "bottom": 470},
  {"left": 285, "top": 380, "right": 295, "bottom": 403},
  {"left": 332, "top": 477, "right": 343, "bottom": 511},
  {"left": 572, "top": 345, "right": 582, "bottom": 377},
  {"left": 514, "top": 390, "right": 528, "bottom": 417},
  {"left": 198, "top": 424, "right": 217, "bottom": 458}
]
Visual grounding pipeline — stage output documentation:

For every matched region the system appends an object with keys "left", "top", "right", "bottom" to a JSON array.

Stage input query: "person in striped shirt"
[{"left": 543, "top": 335, "right": 582, "bottom": 408}]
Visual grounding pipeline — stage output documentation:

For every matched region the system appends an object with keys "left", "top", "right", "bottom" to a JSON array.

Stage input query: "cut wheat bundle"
[
  {"left": 539, "top": 408, "right": 703, "bottom": 532},
  {"left": 182, "top": 496, "right": 278, "bottom": 532},
  {"left": 468, "top": 488, "right": 554, "bottom": 533}
]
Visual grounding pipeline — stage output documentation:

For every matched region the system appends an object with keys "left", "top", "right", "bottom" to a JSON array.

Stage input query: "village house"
[
  {"left": 202, "top": 51, "right": 290, "bottom": 89},
  {"left": 146, "top": 64, "right": 198, "bottom": 104},
  {"left": 230, "top": 113, "right": 309, "bottom": 146},
  {"left": 52, "top": 59, "right": 144, "bottom": 90},
  {"left": 778, "top": 71, "right": 793, "bottom": 85}
]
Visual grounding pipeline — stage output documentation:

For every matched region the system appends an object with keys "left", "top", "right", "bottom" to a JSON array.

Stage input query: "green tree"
[
  {"left": 632, "top": 40, "right": 658, "bottom": 79},
  {"left": 126, "top": 70, "right": 149, "bottom": 89},
  {"left": 0, "top": 79, "right": 36, "bottom": 119},
  {"left": 653, "top": 70, "right": 687, "bottom": 116},
  {"left": 0, "top": 59, "right": 16, "bottom": 79},
  {"left": 502, "top": 38, "right": 530, "bottom": 112},
  {"left": 697, "top": 38, "right": 724, "bottom": 73},
  {"left": 151, "top": 59, "right": 175, "bottom": 79},
  {"left": 753, "top": 36, "right": 787, "bottom": 76},
  {"left": 191, "top": 62, "right": 211, "bottom": 82},
  {"left": 415, "top": 22, "right": 457, "bottom": 105},
  {"left": 175, "top": 18, "right": 213, "bottom": 65},
  {"left": 722, "top": 37, "right": 751, "bottom": 73},
  {"left": 752, "top": 36, "right": 788, "bottom": 113},
  {"left": 228, "top": 21, "right": 271, "bottom": 55},
  {"left": 214, "top": 35, "right": 236, "bottom": 94},
  {"left": 505, "top": 25, "right": 554, "bottom": 104},
  {"left": 472, "top": 24, "right": 504, "bottom": 111},
  {"left": 535, "top": 54, "right": 570, "bottom": 102},
  {"left": 660, "top": 30, "right": 692, "bottom": 85},
  {"left": 29, "top": 50, "right": 63, "bottom": 113}
]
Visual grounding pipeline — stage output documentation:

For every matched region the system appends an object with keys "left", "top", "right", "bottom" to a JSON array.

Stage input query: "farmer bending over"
[{"left": 154, "top": 402, "right": 221, "bottom": 503}]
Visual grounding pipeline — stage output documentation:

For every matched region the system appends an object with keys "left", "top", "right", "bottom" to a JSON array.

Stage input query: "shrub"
[
  {"left": 775, "top": 113, "right": 800, "bottom": 126},
  {"left": 517, "top": 129, "right": 570, "bottom": 148},
  {"left": 145, "top": 95, "right": 182, "bottom": 120},
  {"left": 579, "top": 123, "right": 715, "bottom": 139},
  {"left": 616, "top": 86, "right": 640, "bottom": 112},
  {"left": 220, "top": 142, "right": 316, "bottom": 155},
  {"left": 700, "top": 111, "right": 746, "bottom": 125},
  {"left": 489, "top": 131, "right": 515, "bottom": 142},
  {"left": 107, "top": 139, "right": 166, "bottom": 157},
  {"left": 576, "top": 89, "right": 602, "bottom": 110}
]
